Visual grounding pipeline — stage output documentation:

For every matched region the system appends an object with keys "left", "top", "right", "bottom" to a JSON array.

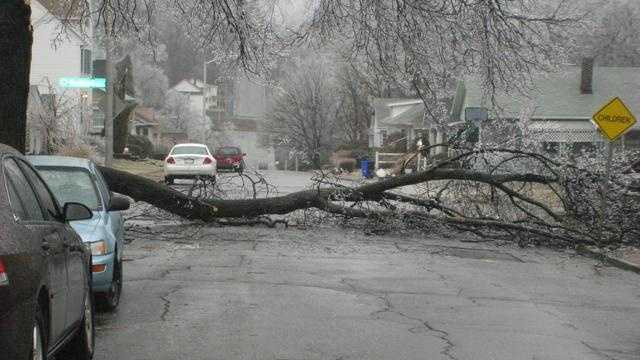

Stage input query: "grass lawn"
[{"left": 112, "top": 159, "right": 164, "bottom": 181}]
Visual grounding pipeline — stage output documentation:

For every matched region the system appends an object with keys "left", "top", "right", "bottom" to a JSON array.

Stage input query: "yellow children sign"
[{"left": 592, "top": 97, "right": 637, "bottom": 141}]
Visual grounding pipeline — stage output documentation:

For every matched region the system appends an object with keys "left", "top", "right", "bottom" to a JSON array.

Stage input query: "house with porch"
[
  {"left": 369, "top": 98, "right": 450, "bottom": 158},
  {"left": 371, "top": 61, "right": 640, "bottom": 163},
  {"left": 452, "top": 60, "right": 640, "bottom": 149}
]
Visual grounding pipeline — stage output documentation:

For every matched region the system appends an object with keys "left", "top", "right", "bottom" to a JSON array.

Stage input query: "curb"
[{"left": 576, "top": 245, "right": 640, "bottom": 274}]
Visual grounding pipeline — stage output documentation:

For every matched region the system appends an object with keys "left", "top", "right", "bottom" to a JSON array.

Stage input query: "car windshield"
[
  {"left": 171, "top": 146, "right": 208, "bottom": 155},
  {"left": 216, "top": 147, "right": 240, "bottom": 156},
  {"left": 35, "top": 167, "right": 102, "bottom": 211}
]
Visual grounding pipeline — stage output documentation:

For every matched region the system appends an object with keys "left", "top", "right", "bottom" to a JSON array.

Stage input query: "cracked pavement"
[{"left": 93, "top": 225, "right": 640, "bottom": 360}]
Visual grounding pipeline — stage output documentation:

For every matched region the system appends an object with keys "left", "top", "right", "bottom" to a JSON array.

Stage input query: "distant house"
[
  {"left": 452, "top": 61, "right": 640, "bottom": 149},
  {"left": 29, "top": 0, "right": 93, "bottom": 139},
  {"left": 130, "top": 107, "right": 162, "bottom": 151},
  {"left": 170, "top": 79, "right": 221, "bottom": 122}
]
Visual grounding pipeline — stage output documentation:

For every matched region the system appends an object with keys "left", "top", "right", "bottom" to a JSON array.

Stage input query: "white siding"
[{"left": 30, "top": 1, "right": 90, "bottom": 136}]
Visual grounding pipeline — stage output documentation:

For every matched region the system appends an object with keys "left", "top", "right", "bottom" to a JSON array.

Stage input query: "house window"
[
  {"left": 81, "top": 49, "right": 92, "bottom": 75},
  {"left": 92, "top": 107, "right": 105, "bottom": 128},
  {"left": 142, "top": 127, "right": 149, "bottom": 136},
  {"left": 380, "top": 130, "right": 388, "bottom": 145},
  {"left": 40, "top": 94, "right": 56, "bottom": 111}
]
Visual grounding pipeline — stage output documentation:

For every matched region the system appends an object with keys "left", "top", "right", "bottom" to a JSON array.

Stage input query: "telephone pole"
[{"left": 104, "top": 8, "right": 114, "bottom": 166}]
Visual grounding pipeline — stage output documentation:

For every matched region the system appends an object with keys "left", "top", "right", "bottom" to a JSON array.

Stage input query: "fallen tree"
[{"left": 99, "top": 147, "right": 640, "bottom": 248}]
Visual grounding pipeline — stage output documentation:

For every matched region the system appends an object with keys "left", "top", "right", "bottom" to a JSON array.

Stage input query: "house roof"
[
  {"left": 171, "top": 79, "right": 206, "bottom": 94},
  {"left": 458, "top": 66, "right": 640, "bottom": 128},
  {"left": 378, "top": 103, "right": 425, "bottom": 128},
  {"left": 373, "top": 98, "right": 424, "bottom": 108},
  {"left": 134, "top": 107, "right": 160, "bottom": 126}
]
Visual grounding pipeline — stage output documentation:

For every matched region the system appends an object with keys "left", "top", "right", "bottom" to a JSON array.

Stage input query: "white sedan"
[{"left": 164, "top": 143, "right": 217, "bottom": 184}]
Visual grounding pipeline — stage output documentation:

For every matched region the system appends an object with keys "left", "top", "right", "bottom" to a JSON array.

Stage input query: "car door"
[
  {"left": 2, "top": 158, "right": 69, "bottom": 344},
  {"left": 18, "top": 159, "right": 88, "bottom": 329},
  {"left": 93, "top": 163, "right": 124, "bottom": 255}
]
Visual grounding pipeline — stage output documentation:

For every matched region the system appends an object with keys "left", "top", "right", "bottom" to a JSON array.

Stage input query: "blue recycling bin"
[{"left": 360, "top": 159, "right": 372, "bottom": 178}]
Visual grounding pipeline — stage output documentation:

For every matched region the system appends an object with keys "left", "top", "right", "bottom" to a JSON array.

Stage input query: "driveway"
[{"left": 94, "top": 224, "right": 640, "bottom": 360}]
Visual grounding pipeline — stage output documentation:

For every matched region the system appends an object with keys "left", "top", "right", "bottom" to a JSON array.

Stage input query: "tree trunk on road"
[
  {"left": 98, "top": 165, "right": 555, "bottom": 220},
  {"left": 0, "top": 1, "right": 32, "bottom": 154}
]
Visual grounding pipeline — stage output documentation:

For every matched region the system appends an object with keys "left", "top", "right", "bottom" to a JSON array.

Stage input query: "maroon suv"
[{"left": 213, "top": 146, "right": 246, "bottom": 173}]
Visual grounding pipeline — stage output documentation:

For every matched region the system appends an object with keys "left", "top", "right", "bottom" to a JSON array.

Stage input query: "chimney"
[{"left": 580, "top": 58, "right": 594, "bottom": 94}]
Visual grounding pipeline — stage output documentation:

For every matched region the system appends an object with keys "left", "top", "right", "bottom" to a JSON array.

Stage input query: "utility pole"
[
  {"left": 202, "top": 59, "right": 207, "bottom": 143},
  {"left": 104, "top": 7, "right": 114, "bottom": 166}
]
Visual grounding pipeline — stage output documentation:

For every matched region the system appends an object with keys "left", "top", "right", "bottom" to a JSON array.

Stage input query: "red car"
[{"left": 213, "top": 147, "right": 246, "bottom": 173}]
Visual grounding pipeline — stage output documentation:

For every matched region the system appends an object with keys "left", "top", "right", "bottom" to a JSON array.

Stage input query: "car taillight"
[
  {"left": 0, "top": 259, "right": 8, "bottom": 286},
  {"left": 203, "top": 157, "right": 213, "bottom": 165},
  {"left": 166, "top": 157, "right": 175, "bottom": 164}
]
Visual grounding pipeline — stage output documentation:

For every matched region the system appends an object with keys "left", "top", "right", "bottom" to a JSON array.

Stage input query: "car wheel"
[
  {"left": 165, "top": 176, "right": 174, "bottom": 185},
  {"left": 31, "top": 304, "right": 46, "bottom": 360},
  {"left": 61, "top": 294, "right": 94, "bottom": 360},
  {"left": 100, "top": 258, "right": 122, "bottom": 311}
]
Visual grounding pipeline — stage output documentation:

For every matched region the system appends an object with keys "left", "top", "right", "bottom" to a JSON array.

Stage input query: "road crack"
[
  {"left": 159, "top": 286, "right": 180, "bottom": 321},
  {"left": 341, "top": 278, "right": 457, "bottom": 360}
]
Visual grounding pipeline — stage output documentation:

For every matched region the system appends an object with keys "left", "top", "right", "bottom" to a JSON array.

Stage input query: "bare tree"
[
  {"left": 574, "top": 0, "right": 640, "bottom": 66},
  {"left": 334, "top": 63, "right": 371, "bottom": 147},
  {"left": 268, "top": 58, "right": 338, "bottom": 169},
  {"left": 161, "top": 90, "right": 200, "bottom": 138},
  {"left": 301, "top": 0, "right": 585, "bottom": 119},
  {"left": 28, "top": 79, "right": 89, "bottom": 153}
]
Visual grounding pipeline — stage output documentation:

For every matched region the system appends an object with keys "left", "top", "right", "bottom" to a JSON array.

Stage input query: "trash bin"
[{"left": 360, "top": 159, "right": 372, "bottom": 178}]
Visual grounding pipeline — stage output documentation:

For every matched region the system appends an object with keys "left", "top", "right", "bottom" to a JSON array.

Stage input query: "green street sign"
[{"left": 59, "top": 77, "right": 106, "bottom": 89}]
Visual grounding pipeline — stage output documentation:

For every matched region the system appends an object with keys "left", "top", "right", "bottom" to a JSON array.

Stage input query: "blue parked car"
[{"left": 28, "top": 156, "right": 130, "bottom": 311}]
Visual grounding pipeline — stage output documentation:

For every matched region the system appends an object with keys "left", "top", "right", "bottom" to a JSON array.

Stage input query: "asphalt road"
[{"left": 93, "top": 223, "right": 640, "bottom": 360}]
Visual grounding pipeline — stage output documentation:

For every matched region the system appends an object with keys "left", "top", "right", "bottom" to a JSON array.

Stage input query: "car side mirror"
[
  {"left": 63, "top": 202, "right": 93, "bottom": 222},
  {"left": 108, "top": 194, "right": 130, "bottom": 212}
]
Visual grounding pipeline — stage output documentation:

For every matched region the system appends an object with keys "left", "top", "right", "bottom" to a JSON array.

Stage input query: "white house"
[
  {"left": 369, "top": 98, "right": 423, "bottom": 148},
  {"left": 28, "top": 0, "right": 92, "bottom": 146},
  {"left": 170, "top": 79, "right": 219, "bottom": 120}
]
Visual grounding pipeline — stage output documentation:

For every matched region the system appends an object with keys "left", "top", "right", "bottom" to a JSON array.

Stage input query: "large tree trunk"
[
  {"left": 98, "top": 165, "right": 554, "bottom": 220},
  {"left": 0, "top": 1, "right": 32, "bottom": 154}
]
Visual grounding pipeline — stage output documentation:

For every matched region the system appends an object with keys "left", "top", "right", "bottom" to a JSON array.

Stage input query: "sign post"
[
  {"left": 59, "top": 77, "right": 106, "bottom": 89},
  {"left": 591, "top": 97, "right": 637, "bottom": 241}
]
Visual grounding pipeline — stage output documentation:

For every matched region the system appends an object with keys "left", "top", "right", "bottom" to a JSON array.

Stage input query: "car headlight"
[{"left": 89, "top": 240, "right": 108, "bottom": 256}]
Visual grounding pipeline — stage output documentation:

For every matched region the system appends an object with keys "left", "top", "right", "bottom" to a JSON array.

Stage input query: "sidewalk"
[{"left": 578, "top": 245, "right": 640, "bottom": 274}]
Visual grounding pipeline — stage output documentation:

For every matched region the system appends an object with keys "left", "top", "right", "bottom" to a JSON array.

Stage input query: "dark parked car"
[
  {"left": 0, "top": 145, "right": 95, "bottom": 360},
  {"left": 213, "top": 146, "right": 246, "bottom": 173}
]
